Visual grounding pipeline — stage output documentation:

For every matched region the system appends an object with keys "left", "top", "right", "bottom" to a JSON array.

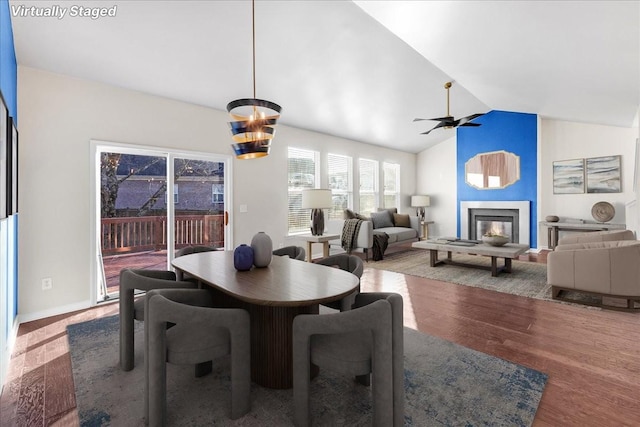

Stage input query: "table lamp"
[
  {"left": 302, "top": 189, "right": 332, "bottom": 236},
  {"left": 411, "top": 195, "right": 430, "bottom": 221}
]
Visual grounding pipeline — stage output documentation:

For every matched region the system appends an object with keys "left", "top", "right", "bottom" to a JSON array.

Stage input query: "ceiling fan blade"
[
  {"left": 429, "top": 116, "right": 455, "bottom": 123},
  {"left": 413, "top": 118, "right": 431, "bottom": 122},
  {"left": 420, "top": 121, "right": 449, "bottom": 135},
  {"left": 458, "top": 113, "right": 485, "bottom": 125},
  {"left": 459, "top": 122, "right": 481, "bottom": 127}
]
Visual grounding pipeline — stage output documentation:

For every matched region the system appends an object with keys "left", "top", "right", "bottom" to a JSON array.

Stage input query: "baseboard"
[{"left": 17, "top": 299, "right": 93, "bottom": 324}]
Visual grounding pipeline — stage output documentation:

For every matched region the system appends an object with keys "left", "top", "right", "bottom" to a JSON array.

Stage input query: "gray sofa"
[
  {"left": 327, "top": 210, "right": 420, "bottom": 260},
  {"left": 547, "top": 239, "right": 640, "bottom": 311}
]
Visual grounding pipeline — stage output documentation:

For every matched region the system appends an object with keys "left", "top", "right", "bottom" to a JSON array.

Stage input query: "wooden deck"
[{"left": 102, "top": 251, "right": 168, "bottom": 295}]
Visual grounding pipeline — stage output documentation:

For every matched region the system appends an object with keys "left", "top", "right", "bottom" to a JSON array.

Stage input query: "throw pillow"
[
  {"left": 393, "top": 213, "right": 411, "bottom": 228},
  {"left": 344, "top": 209, "right": 370, "bottom": 221},
  {"left": 344, "top": 209, "right": 357, "bottom": 219},
  {"left": 371, "top": 210, "right": 394, "bottom": 229},
  {"left": 377, "top": 207, "right": 398, "bottom": 215}
]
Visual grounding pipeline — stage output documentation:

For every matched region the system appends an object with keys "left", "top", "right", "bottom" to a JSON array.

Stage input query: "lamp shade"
[
  {"left": 411, "top": 195, "right": 431, "bottom": 207},
  {"left": 302, "top": 189, "right": 332, "bottom": 209}
]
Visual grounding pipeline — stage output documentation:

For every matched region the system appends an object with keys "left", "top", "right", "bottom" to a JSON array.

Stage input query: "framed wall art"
[
  {"left": 8, "top": 117, "right": 17, "bottom": 214},
  {"left": 586, "top": 155, "right": 621, "bottom": 193},
  {"left": 0, "top": 91, "right": 7, "bottom": 219},
  {"left": 553, "top": 158, "right": 584, "bottom": 194}
]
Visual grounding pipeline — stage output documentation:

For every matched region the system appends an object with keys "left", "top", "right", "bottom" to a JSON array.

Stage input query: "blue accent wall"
[
  {"left": 457, "top": 110, "right": 538, "bottom": 247},
  {"left": 0, "top": 0, "right": 18, "bottom": 341},
  {"left": 0, "top": 0, "right": 17, "bottom": 118}
]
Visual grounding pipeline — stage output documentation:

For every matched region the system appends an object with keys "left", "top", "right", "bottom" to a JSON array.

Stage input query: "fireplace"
[
  {"left": 469, "top": 208, "right": 519, "bottom": 242},
  {"left": 460, "top": 201, "right": 530, "bottom": 245}
]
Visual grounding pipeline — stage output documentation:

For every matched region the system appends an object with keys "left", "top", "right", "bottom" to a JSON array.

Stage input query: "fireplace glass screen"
[{"left": 477, "top": 220, "right": 513, "bottom": 241}]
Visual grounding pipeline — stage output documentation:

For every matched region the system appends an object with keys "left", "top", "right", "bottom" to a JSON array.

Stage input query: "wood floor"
[{"left": 1, "top": 248, "right": 639, "bottom": 426}]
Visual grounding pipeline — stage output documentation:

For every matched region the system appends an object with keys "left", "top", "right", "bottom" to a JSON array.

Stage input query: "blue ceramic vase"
[
  {"left": 234, "top": 244, "right": 254, "bottom": 271},
  {"left": 251, "top": 232, "right": 272, "bottom": 267}
]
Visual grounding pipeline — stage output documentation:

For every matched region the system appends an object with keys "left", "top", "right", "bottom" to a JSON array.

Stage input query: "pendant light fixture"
[{"left": 227, "top": 0, "right": 281, "bottom": 159}]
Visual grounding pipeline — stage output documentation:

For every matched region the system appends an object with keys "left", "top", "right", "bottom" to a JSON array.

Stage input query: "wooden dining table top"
[{"left": 171, "top": 251, "right": 360, "bottom": 307}]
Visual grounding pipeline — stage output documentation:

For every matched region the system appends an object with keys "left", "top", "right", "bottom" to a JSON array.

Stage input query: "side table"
[
  {"left": 420, "top": 221, "right": 434, "bottom": 240},
  {"left": 298, "top": 234, "right": 340, "bottom": 262}
]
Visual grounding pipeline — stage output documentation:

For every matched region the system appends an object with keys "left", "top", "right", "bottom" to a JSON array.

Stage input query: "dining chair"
[
  {"left": 145, "top": 288, "right": 251, "bottom": 425},
  {"left": 292, "top": 292, "right": 404, "bottom": 427},
  {"left": 175, "top": 245, "right": 218, "bottom": 257},
  {"left": 174, "top": 245, "right": 218, "bottom": 283},
  {"left": 273, "top": 245, "right": 306, "bottom": 261},
  {"left": 119, "top": 268, "right": 196, "bottom": 371},
  {"left": 314, "top": 254, "right": 363, "bottom": 311}
]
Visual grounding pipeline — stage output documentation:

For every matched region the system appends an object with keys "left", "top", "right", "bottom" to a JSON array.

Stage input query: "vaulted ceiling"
[{"left": 9, "top": 0, "right": 640, "bottom": 153}]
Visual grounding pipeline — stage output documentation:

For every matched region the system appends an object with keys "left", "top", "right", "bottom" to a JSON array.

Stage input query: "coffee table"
[{"left": 412, "top": 240, "right": 530, "bottom": 277}]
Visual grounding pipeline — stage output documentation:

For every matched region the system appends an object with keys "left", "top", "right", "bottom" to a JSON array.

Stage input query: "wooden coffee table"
[{"left": 412, "top": 240, "right": 530, "bottom": 277}]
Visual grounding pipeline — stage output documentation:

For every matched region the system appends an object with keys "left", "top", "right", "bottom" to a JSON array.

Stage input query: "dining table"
[{"left": 171, "top": 250, "right": 360, "bottom": 389}]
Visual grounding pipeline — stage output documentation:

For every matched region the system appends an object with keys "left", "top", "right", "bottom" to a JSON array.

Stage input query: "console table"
[{"left": 541, "top": 221, "right": 626, "bottom": 249}]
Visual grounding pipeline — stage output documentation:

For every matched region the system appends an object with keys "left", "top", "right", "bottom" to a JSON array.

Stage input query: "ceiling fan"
[{"left": 414, "top": 81, "right": 485, "bottom": 135}]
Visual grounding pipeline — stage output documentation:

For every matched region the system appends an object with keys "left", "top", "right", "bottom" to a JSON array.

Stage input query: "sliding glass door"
[{"left": 91, "top": 142, "right": 232, "bottom": 303}]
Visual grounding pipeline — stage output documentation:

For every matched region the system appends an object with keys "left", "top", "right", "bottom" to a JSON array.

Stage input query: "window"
[
  {"left": 288, "top": 147, "right": 319, "bottom": 234},
  {"left": 383, "top": 162, "right": 400, "bottom": 209},
  {"left": 327, "top": 153, "right": 352, "bottom": 219},
  {"left": 359, "top": 158, "right": 379, "bottom": 216},
  {"left": 163, "top": 183, "right": 179, "bottom": 204},
  {"left": 212, "top": 183, "right": 224, "bottom": 204}
]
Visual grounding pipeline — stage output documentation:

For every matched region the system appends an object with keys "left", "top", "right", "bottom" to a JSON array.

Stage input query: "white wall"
[
  {"left": 415, "top": 136, "right": 457, "bottom": 238},
  {"left": 17, "top": 66, "right": 416, "bottom": 320},
  {"left": 415, "top": 119, "right": 639, "bottom": 248},
  {"left": 539, "top": 119, "right": 638, "bottom": 247}
]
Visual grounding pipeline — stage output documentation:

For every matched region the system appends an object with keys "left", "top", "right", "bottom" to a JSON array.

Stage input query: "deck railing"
[{"left": 101, "top": 214, "right": 224, "bottom": 255}]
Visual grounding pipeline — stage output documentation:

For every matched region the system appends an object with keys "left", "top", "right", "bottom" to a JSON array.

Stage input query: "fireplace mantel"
[{"left": 461, "top": 201, "right": 530, "bottom": 245}]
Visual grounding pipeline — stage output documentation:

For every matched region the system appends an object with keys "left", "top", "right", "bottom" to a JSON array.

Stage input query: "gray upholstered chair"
[
  {"left": 175, "top": 245, "right": 218, "bottom": 257},
  {"left": 119, "top": 268, "right": 196, "bottom": 371},
  {"left": 145, "top": 288, "right": 251, "bottom": 425},
  {"left": 315, "top": 254, "right": 364, "bottom": 311},
  {"left": 292, "top": 292, "right": 404, "bottom": 427},
  {"left": 175, "top": 245, "right": 218, "bottom": 283},
  {"left": 273, "top": 245, "right": 306, "bottom": 261}
]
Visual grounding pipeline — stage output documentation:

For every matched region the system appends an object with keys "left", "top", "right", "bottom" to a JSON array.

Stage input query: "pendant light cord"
[{"left": 252, "top": 0, "right": 256, "bottom": 99}]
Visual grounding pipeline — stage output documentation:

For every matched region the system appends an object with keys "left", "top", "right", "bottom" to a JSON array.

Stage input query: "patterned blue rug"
[{"left": 68, "top": 315, "right": 547, "bottom": 426}]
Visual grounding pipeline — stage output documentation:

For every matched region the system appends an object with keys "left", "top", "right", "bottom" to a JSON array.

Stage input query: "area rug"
[
  {"left": 369, "top": 249, "right": 552, "bottom": 300},
  {"left": 68, "top": 315, "right": 547, "bottom": 426}
]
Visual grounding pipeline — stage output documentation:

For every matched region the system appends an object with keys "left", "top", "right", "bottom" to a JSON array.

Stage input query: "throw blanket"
[
  {"left": 341, "top": 219, "right": 362, "bottom": 253},
  {"left": 372, "top": 232, "right": 389, "bottom": 261}
]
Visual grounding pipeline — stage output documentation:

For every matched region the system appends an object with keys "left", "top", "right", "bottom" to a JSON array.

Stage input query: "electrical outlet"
[{"left": 42, "top": 277, "right": 53, "bottom": 290}]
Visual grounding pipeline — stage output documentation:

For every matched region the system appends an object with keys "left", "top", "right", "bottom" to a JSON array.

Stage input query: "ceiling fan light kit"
[
  {"left": 414, "top": 81, "right": 484, "bottom": 135},
  {"left": 227, "top": 0, "right": 281, "bottom": 159}
]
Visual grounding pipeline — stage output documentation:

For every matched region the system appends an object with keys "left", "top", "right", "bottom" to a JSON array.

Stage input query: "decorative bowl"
[
  {"left": 482, "top": 235, "right": 509, "bottom": 247},
  {"left": 591, "top": 201, "right": 615, "bottom": 223},
  {"left": 545, "top": 215, "right": 559, "bottom": 222}
]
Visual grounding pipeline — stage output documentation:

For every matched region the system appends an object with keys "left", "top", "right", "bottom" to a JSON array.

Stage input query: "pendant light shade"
[
  {"left": 227, "top": 0, "right": 281, "bottom": 159},
  {"left": 227, "top": 98, "right": 281, "bottom": 159}
]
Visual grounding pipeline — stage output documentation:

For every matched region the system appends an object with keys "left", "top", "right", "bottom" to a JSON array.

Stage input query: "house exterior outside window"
[
  {"left": 288, "top": 147, "right": 319, "bottom": 234},
  {"left": 359, "top": 158, "right": 379, "bottom": 216},
  {"left": 383, "top": 162, "right": 400, "bottom": 209},
  {"left": 328, "top": 153, "right": 352, "bottom": 219}
]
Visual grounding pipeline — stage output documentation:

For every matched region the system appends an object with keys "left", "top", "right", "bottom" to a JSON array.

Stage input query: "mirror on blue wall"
[{"left": 465, "top": 150, "right": 520, "bottom": 190}]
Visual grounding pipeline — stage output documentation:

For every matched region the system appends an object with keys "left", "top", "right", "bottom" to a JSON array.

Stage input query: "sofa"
[
  {"left": 547, "top": 239, "right": 640, "bottom": 311},
  {"left": 557, "top": 229, "right": 635, "bottom": 245},
  {"left": 327, "top": 209, "right": 420, "bottom": 260}
]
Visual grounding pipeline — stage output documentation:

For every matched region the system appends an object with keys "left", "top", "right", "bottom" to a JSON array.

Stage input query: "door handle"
[{"left": 224, "top": 210, "right": 229, "bottom": 226}]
